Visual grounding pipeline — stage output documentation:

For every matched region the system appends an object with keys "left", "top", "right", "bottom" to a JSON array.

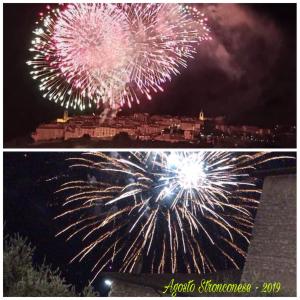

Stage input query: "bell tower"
[
  {"left": 199, "top": 110, "right": 204, "bottom": 121},
  {"left": 63, "top": 110, "right": 68, "bottom": 121}
]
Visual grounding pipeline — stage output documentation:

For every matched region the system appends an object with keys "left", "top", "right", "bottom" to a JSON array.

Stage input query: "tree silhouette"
[{"left": 4, "top": 233, "right": 99, "bottom": 297}]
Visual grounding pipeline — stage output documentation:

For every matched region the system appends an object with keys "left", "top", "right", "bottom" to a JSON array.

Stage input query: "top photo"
[{"left": 3, "top": 3, "right": 296, "bottom": 149}]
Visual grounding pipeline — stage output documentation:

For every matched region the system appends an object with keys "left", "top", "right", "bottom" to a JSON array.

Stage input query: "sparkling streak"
[
  {"left": 55, "top": 151, "right": 294, "bottom": 281},
  {"left": 28, "top": 4, "right": 211, "bottom": 111}
]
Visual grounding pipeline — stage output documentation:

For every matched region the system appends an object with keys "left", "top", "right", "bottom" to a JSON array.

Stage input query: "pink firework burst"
[{"left": 28, "top": 4, "right": 211, "bottom": 111}]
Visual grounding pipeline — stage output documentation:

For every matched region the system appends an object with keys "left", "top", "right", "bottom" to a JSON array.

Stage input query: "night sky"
[
  {"left": 3, "top": 152, "right": 110, "bottom": 295},
  {"left": 3, "top": 151, "right": 296, "bottom": 294},
  {"left": 3, "top": 3, "right": 296, "bottom": 142}
]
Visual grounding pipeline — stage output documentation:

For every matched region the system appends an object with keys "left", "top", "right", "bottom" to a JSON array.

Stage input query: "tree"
[{"left": 4, "top": 233, "right": 99, "bottom": 297}]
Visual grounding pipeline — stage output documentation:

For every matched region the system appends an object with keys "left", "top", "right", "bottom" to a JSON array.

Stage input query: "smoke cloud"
[{"left": 189, "top": 3, "right": 295, "bottom": 125}]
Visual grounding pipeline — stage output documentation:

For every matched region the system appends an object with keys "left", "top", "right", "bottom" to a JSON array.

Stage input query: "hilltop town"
[{"left": 28, "top": 111, "right": 295, "bottom": 148}]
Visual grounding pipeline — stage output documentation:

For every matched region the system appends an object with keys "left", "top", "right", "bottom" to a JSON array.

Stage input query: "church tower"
[
  {"left": 57, "top": 110, "right": 70, "bottom": 123},
  {"left": 63, "top": 110, "right": 68, "bottom": 121},
  {"left": 199, "top": 110, "right": 204, "bottom": 121}
]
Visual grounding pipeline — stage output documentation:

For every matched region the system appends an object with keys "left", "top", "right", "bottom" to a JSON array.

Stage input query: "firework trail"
[
  {"left": 27, "top": 4, "right": 211, "bottom": 111},
  {"left": 54, "top": 152, "right": 294, "bottom": 282}
]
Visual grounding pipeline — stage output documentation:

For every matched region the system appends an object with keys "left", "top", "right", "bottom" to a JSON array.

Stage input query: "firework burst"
[
  {"left": 27, "top": 4, "right": 211, "bottom": 111},
  {"left": 54, "top": 152, "right": 294, "bottom": 282}
]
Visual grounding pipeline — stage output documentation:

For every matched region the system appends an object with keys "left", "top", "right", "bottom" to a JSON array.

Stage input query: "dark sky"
[
  {"left": 3, "top": 3, "right": 296, "bottom": 142},
  {"left": 3, "top": 151, "right": 296, "bottom": 293},
  {"left": 3, "top": 152, "right": 111, "bottom": 295}
]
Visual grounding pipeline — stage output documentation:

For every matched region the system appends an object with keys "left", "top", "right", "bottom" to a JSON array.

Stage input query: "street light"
[{"left": 104, "top": 279, "right": 112, "bottom": 287}]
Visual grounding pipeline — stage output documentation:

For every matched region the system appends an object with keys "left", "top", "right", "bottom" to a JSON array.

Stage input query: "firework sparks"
[
  {"left": 54, "top": 152, "right": 294, "bottom": 282},
  {"left": 27, "top": 4, "right": 211, "bottom": 111}
]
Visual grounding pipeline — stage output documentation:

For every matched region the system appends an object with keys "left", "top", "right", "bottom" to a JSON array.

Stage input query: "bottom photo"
[{"left": 3, "top": 151, "right": 296, "bottom": 297}]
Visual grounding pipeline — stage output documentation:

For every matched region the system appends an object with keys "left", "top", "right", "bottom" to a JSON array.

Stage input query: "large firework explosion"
[
  {"left": 27, "top": 4, "right": 211, "bottom": 111},
  {"left": 55, "top": 152, "right": 293, "bottom": 282}
]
